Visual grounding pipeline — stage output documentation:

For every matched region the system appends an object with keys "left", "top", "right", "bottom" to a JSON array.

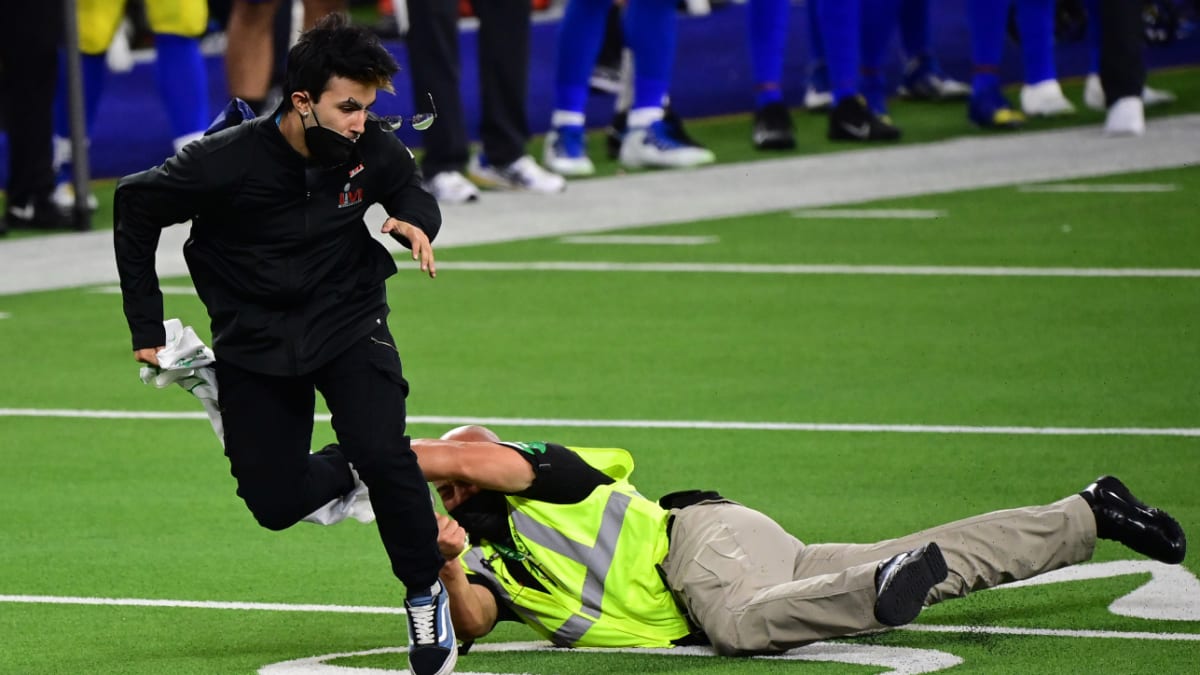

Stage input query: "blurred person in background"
[
  {"left": 406, "top": 0, "right": 564, "bottom": 204},
  {"left": 0, "top": 0, "right": 70, "bottom": 233},
  {"left": 966, "top": 0, "right": 1027, "bottom": 128},
  {"left": 50, "top": 0, "right": 212, "bottom": 212},
  {"left": 543, "top": 0, "right": 715, "bottom": 177},
  {"left": 895, "top": 0, "right": 972, "bottom": 101},
  {"left": 816, "top": 0, "right": 904, "bottom": 142},
  {"left": 1082, "top": 0, "right": 1179, "bottom": 122},
  {"left": 224, "top": 0, "right": 346, "bottom": 115}
]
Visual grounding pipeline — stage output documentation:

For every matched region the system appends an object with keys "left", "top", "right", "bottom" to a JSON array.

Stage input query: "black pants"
[
  {"left": 0, "top": 0, "right": 62, "bottom": 205},
  {"left": 405, "top": 0, "right": 532, "bottom": 174},
  {"left": 215, "top": 324, "right": 443, "bottom": 590},
  {"left": 1098, "top": 0, "right": 1146, "bottom": 105}
]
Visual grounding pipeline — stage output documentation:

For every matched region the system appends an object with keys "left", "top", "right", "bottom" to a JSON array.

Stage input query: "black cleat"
[
  {"left": 827, "top": 95, "right": 902, "bottom": 142},
  {"left": 874, "top": 542, "right": 948, "bottom": 626},
  {"left": 752, "top": 101, "right": 796, "bottom": 150},
  {"left": 1080, "top": 476, "right": 1186, "bottom": 564}
]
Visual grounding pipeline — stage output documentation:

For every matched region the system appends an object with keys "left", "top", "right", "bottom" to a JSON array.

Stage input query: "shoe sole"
[{"left": 874, "top": 543, "right": 949, "bottom": 626}]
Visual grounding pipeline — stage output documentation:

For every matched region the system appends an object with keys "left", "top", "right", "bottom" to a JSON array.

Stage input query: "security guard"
[{"left": 414, "top": 425, "right": 1187, "bottom": 655}]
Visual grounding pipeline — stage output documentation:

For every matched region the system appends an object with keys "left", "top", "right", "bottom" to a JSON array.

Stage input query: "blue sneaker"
[
  {"left": 543, "top": 124, "right": 595, "bottom": 177},
  {"left": 405, "top": 581, "right": 457, "bottom": 675},
  {"left": 968, "top": 86, "right": 1025, "bottom": 129}
]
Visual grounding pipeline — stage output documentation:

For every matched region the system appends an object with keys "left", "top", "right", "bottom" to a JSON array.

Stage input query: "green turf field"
[{"left": 2, "top": 78, "right": 1199, "bottom": 673}]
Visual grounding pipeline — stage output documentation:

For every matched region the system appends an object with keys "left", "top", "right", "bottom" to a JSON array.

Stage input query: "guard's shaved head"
[{"left": 440, "top": 424, "right": 501, "bottom": 443}]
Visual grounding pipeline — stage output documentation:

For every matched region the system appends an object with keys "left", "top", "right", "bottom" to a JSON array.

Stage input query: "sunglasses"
[{"left": 372, "top": 93, "right": 437, "bottom": 132}]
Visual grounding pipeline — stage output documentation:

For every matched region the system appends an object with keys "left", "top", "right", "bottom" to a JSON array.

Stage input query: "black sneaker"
[
  {"left": 873, "top": 542, "right": 948, "bottom": 626},
  {"left": 752, "top": 101, "right": 796, "bottom": 150},
  {"left": 5, "top": 196, "right": 73, "bottom": 232},
  {"left": 1081, "top": 476, "right": 1186, "bottom": 564},
  {"left": 827, "top": 96, "right": 902, "bottom": 142},
  {"left": 405, "top": 580, "right": 458, "bottom": 675}
]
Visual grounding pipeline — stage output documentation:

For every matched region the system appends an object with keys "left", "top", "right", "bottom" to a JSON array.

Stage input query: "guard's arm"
[
  {"left": 434, "top": 513, "right": 498, "bottom": 639},
  {"left": 410, "top": 440, "right": 535, "bottom": 493}
]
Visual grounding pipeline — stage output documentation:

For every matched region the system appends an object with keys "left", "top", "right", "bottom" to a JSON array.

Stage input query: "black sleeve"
[
  {"left": 372, "top": 130, "right": 441, "bottom": 247},
  {"left": 498, "top": 442, "right": 614, "bottom": 503},
  {"left": 113, "top": 140, "right": 215, "bottom": 350}
]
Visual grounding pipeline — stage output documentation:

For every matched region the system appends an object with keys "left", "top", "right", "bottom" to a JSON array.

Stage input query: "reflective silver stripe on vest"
[
  {"left": 510, "top": 490, "right": 633, "bottom": 645},
  {"left": 461, "top": 548, "right": 554, "bottom": 638}
]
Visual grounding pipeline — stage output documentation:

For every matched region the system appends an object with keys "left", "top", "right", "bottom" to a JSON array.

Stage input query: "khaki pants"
[{"left": 659, "top": 496, "right": 1096, "bottom": 655}]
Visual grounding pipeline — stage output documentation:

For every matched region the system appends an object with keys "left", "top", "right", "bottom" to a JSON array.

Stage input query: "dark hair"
[{"left": 281, "top": 13, "right": 399, "bottom": 110}]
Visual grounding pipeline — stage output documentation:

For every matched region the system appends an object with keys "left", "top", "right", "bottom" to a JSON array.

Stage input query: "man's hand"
[
  {"left": 436, "top": 512, "right": 470, "bottom": 559},
  {"left": 382, "top": 217, "right": 436, "bottom": 278},
  {"left": 134, "top": 346, "right": 164, "bottom": 367}
]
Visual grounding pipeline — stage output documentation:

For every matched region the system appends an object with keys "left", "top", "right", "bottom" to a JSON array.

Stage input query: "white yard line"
[
  {"left": 1018, "top": 183, "right": 1179, "bottom": 193},
  {"left": 558, "top": 234, "right": 720, "bottom": 245},
  {"left": 428, "top": 261, "right": 1200, "bottom": 278},
  {"left": 790, "top": 208, "right": 946, "bottom": 218},
  {"left": 902, "top": 625, "right": 1200, "bottom": 641},
  {"left": 81, "top": 261, "right": 1200, "bottom": 287},
  {"left": 2, "top": 114, "right": 1198, "bottom": 296},
  {"left": 0, "top": 594, "right": 405, "bottom": 614},
  {"left": 2, "top": 409, "right": 1197, "bottom": 437}
]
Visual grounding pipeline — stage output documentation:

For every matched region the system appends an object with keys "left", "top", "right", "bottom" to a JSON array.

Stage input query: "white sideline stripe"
[
  {"left": 2, "top": 409, "right": 1198, "bottom": 437},
  {"left": 85, "top": 264, "right": 1200, "bottom": 293},
  {"left": 790, "top": 208, "right": 946, "bottom": 219},
  {"left": 0, "top": 312, "right": 10, "bottom": 319},
  {"left": 0, "top": 594, "right": 404, "bottom": 615},
  {"left": 559, "top": 235, "right": 719, "bottom": 245},
  {"left": 1018, "top": 183, "right": 1178, "bottom": 193},
  {"left": 2, "top": 596, "right": 1197, "bottom": 643},
  {"left": 426, "top": 262, "right": 1200, "bottom": 278},
  {"left": 903, "top": 624, "right": 1200, "bottom": 641},
  {"left": 88, "top": 285, "right": 196, "bottom": 295}
]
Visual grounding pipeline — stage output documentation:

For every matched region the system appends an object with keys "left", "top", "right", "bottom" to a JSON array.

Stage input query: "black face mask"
[
  {"left": 448, "top": 489, "right": 511, "bottom": 545},
  {"left": 303, "top": 107, "right": 359, "bottom": 167}
]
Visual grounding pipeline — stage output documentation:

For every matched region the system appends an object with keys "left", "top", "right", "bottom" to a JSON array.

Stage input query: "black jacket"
[{"left": 113, "top": 113, "right": 440, "bottom": 376}]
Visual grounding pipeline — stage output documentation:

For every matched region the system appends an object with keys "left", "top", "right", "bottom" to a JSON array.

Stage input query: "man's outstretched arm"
[{"left": 410, "top": 439, "right": 535, "bottom": 493}]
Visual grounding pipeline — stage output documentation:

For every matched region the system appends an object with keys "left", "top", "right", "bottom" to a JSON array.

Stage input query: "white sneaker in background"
[
  {"left": 422, "top": 170, "right": 480, "bottom": 204},
  {"left": 51, "top": 182, "right": 99, "bottom": 212},
  {"left": 1084, "top": 73, "right": 1177, "bottom": 111},
  {"left": 1142, "top": 84, "right": 1177, "bottom": 107},
  {"left": 469, "top": 155, "right": 566, "bottom": 194},
  {"left": 1105, "top": 96, "right": 1145, "bottom": 136},
  {"left": 543, "top": 126, "right": 596, "bottom": 177},
  {"left": 803, "top": 86, "right": 833, "bottom": 112},
  {"left": 618, "top": 120, "right": 715, "bottom": 169},
  {"left": 1020, "top": 79, "right": 1076, "bottom": 117}
]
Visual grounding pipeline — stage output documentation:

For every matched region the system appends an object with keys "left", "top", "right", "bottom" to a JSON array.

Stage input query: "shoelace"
[{"left": 407, "top": 596, "right": 438, "bottom": 645}]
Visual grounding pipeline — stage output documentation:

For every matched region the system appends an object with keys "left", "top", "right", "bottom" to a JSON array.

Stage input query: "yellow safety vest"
[{"left": 459, "top": 446, "right": 691, "bottom": 647}]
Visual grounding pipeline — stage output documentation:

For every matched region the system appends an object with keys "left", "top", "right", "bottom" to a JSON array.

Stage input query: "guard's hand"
[
  {"left": 382, "top": 218, "right": 436, "bottom": 278},
  {"left": 134, "top": 346, "right": 164, "bottom": 367},
  {"left": 435, "top": 512, "right": 469, "bottom": 559}
]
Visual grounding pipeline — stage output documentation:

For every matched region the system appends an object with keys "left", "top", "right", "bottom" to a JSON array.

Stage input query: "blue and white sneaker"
[
  {"left": 898, "top": 55, "right": 971, "bottom": 101},
  {"left": 543, "top": 125, "right": 595, "bottom": 177},
  {"left": 405, "top": 580, "right": 457, "bottom": 675},
  {"left": 618, "top": 119, "right": 715, "bottom": 169}
]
